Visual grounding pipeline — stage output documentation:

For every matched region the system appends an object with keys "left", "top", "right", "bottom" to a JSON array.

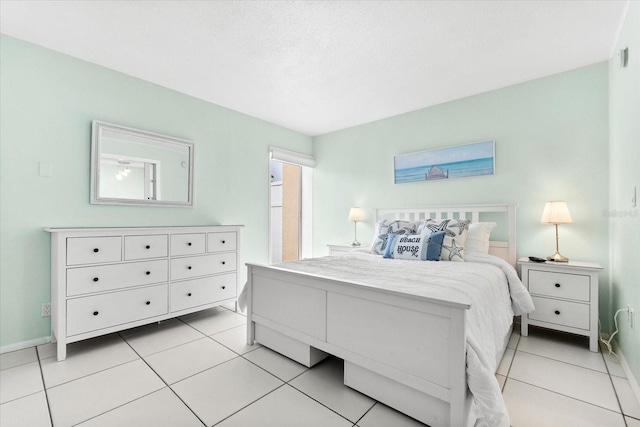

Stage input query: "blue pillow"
[
  {"left": 382, "top": 233, "right": 399, "bottom": 258},
  {"left": 424, "top": 231, "right": 445, "bottom": 261}
]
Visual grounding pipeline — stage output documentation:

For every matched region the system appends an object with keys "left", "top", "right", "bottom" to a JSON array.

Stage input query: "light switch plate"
[{"left": 39, "top": 162, "right": 52, "bottom": 177}]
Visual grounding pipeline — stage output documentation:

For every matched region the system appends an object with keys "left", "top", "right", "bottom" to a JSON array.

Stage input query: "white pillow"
[{"left": 466, "top": 222, "right": 497, "bottom": 254}]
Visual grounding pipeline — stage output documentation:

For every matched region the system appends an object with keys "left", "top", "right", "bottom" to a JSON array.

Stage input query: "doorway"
[{"left": 269, "top": 161, "right": 301, "bottom": 264}]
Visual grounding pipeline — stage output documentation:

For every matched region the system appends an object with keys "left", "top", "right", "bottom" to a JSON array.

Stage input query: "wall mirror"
[{"left": 90, "top": 121, "right": 194, "bottom": 207}]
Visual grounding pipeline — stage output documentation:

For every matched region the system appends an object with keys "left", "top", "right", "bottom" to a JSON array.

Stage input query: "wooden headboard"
[{"left": 376, "top": 204, "right": 517, "bottom": 266}]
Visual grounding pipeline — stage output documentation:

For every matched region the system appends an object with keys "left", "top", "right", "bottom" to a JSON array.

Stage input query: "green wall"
[
  {"left": 609, "top": 2, "right": 640, "bottom": 386},
  {"left": 313, "top": 62, "right": 611, "bottom": 326},
  {"left": 0, "top": 35, "right": 313, "bottom": 348}
]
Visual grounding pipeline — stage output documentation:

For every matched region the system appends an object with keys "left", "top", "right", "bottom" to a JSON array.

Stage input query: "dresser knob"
[
  {"left": 146, "top": 271, "right": 151, "bottom": 275},
  {"left": 222, "top": 286, "right": 226, "bottom": 290},
  {"left": 93, "top": 277, "right": 99, "bottom": 282},
  {"left": 146, "top": 301, "right": 151, "bottom": 305},
  {"left": 187, "top": 266, "right": 192, "bottom": 270},
  {"left": 222, "top": 240, "right": 226, "bottom": 244},
  {"left": 187, "top": 293, "right": 192, "bottom": 297},
  {"left": 555, "top": 283, "right": 561, "bottom": 288},
  {"left": 93, "top": 248, "right": 99, "bottom": 253},
  {"left": 145, "top": 245, "right": 150, "bottom": 249},
  {"left": 188, "top": 242, "right": 192, "bottom": 246},
  {"left": 93, "top": 311, "right": 99, "bottom": 316},
  {"left": 554, "top": 310, "right": 560, "bottom": 315},
  {"left": 222, "top": 261, "right": 226, "bottom": 265}
]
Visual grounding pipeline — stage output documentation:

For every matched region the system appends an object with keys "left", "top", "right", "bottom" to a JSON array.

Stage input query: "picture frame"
[{"left": 394, "top": 140, "right": 495, "bottom": 184}]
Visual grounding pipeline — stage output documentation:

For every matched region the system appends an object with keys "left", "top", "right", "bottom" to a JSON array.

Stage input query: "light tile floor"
[{"left": 1, "top": 307, "right": 639, "bottom": 426}]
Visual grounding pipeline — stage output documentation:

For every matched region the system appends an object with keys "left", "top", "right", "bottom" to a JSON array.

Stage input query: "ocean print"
[{"left": 394, "top": 140, "right": 495, "bottom": 184}]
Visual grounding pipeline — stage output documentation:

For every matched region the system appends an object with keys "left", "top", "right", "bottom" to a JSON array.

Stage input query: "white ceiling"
[{"left": 0, "top": 1, "right": 629, "bottom": 136}]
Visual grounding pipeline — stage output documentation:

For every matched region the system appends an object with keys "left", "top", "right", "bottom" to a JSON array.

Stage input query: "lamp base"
[
  {"left": 351, "top": 240, "right": 361, "bottom": 247},
  {"left": 547, "top": 251, "right": 569, "bottom": 262}
]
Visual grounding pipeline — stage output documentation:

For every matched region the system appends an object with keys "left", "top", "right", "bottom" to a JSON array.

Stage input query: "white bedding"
[{"left": 240, "top": 252, "right": 534, "bottom": 427}]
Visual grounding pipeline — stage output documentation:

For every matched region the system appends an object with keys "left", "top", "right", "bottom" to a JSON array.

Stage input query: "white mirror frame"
[{"left": 90, "top": 121, "right": 194, "bottom": 207}]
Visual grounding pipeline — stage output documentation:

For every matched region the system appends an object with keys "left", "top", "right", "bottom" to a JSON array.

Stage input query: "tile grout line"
[
  {"left": 117, "top": 330, "right": 209, "bottom": 427},
  {"left": 514, "top": 347, "right": 615, "bottom": 376},
  {"left": 506, "top": 377, "right": 626, "bottom": 416},
  {"left": 34, "top": 346, "right": 55, "bottom": 427},
  {"left": 600, "top": 348, "right": 632, "bottom": 426}
]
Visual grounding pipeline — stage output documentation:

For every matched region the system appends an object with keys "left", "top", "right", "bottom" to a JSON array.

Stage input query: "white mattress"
[{"left": 241, "top": 252, "right": 534, "bottom": 427}]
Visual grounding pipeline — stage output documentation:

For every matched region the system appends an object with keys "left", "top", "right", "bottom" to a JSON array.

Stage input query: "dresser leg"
[
  {"left": 57, "top": 342, "right": 67, "bottom": 362},
  {"left": 590, "top": 335, "right": 598, "bottom": 352}
]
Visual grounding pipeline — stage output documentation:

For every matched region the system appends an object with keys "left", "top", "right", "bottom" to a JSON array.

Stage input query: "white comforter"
[{"left": 240, "top": 252, "right": 534, "bottom": 427}]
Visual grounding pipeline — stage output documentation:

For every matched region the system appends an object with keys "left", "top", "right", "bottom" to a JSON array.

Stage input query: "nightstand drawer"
[
  {"left": 528, "top": 270, "right": 590, "bottom": 302},
  {"left": 529, "top": 296, "right": 589, "bottom": 330}
]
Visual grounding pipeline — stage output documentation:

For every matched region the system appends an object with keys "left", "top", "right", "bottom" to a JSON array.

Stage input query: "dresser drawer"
[
  {"left": 170, "top": 274, "right": 236, "bottom": 312},
  {"left": 67, "top": 237, "right": 122, "bottom": 265},
  {"left": 171, "top": 233, "right": 206, "bottom": 256},
  {"left": 124, "top": 235, "right": 168, "bottom": 260},
  {"left": 170, "top": 253, "right": 237, "bottom": 280},
  {"left": 528, "top": 296, "right": 590, "bottom": 330},
  {"left": 529, "top": 270, "right": 590, "bottom": 302},
  {"left": 66, "top": 284, "right": 168, "bottom": 336},
  {"left": 208, "top": 232, "right": 237, "bottom": 253},
  {"left": 67, "top": 260, "right": 168, "bottom": 296}
]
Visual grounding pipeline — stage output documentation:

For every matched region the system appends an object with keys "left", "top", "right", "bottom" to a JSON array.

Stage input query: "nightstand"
[
  {"left": 519, "top": 257, "right": 603, "bottom": 352},
  {"left": 327, "top": 244, "right": 365, "bottom": 256}
]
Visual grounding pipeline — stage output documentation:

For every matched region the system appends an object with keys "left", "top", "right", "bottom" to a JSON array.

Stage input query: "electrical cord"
[{"left": 599, "top": 307, "right": 630, "bottom": 362}]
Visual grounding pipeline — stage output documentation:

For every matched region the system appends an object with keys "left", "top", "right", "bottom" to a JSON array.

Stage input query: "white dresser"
[
  {"left": 519, "top": 257, "right": 602, "bottom": 352},
  {"left": 45, "top": 225, "right": 242, "bottom": 361}
]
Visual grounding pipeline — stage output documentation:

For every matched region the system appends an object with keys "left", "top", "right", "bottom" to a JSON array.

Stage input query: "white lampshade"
[
  {"left": 348, "top": 207, "right": 363, "bottom": 222},
  {"left": 540, "top": 201, "right": 573, "bottom": 224}
]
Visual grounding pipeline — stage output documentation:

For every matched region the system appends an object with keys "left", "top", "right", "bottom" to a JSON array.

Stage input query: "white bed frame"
[{"left": 246, "top": 204, "right": 516, "bottom": 426}]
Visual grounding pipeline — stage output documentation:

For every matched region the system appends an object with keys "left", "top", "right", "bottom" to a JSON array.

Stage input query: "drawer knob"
[
  {"left": 93, "top": 311, "right": 99, "bottom": 316},
  {"left": 555, "top": 283, "right": 561, "bottom": 288},
  {"left": 187, "top": 292, "right": 192, "bottom": 297},
  {"left": 222, "top": 286, "right": 226, "bottom": 290},
  {"left": 222, "top": 261, "right": 226, "bottom": 265},
  {"left": 146, "top": 301, "right": 151, "bottom": 305},
  {"left": 187, "top": 266, "right": 192, "bottom": 270},
  {"left": 188, "top": 242, "right": 192, "bottom": 246},
  {"left": 93, "top": 277, "right": 99, "bottom": 282},
  {"left": 145, "top": 245, "right": 151, "bottom": 249},
  {"left": 93, "top": 248, "right": 99, "bottom": 253},
  {"left": 554, "top": 310, "right": 560, "bottom": 315},
  {"left": 146, "top": 271, "right": 151, "bottom": 275},
  {"left": 222, "top": 240, "right": 226, "bottom": 244}
]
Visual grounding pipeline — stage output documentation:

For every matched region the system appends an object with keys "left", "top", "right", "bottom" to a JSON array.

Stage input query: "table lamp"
[
  {"left": 540, "top": 201, "right": 572, "bottom": 262},
  {"left": 348, "top": 207, "right": 363, "bottom": 246}
]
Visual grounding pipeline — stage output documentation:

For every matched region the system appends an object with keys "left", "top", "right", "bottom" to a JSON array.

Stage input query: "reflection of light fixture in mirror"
[
  {"left": 348, "top": 207, "right": 363, "bottom": 246},
  {"left": 541, "top": 201, "right": 573, "bottom": 262}
]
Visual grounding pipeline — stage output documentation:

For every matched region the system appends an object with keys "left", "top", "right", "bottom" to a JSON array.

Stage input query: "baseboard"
[
  {"left": 613, "top": 340, "right": 640, "bottom": 406},
  {"left": 0, "top": 336, "right": 51, "bottom": 354}
]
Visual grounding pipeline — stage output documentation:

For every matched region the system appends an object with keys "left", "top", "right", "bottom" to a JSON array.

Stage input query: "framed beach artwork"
[{"left": 394, "top": 140, "right": 495, "bottom": 184}]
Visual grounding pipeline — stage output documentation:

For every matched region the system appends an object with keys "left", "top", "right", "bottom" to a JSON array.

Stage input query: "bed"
[{"left": 242, "top": 205, "right": 534, "bottom": 427}]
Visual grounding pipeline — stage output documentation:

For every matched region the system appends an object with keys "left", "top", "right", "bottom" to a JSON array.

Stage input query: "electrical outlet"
[
  {"left": 628, "top": 305, "right": 635, "bottom": 329},
  {"left": 41, "top": 303, "right": 51, "bottom": 317}
]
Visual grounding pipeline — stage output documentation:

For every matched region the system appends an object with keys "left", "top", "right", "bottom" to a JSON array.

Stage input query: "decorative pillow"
[
  {"left": 465, "top": 222, "right": 497, "bottom": 254},
  {"left": 424, "top": 231, "right": 446, "bottom": 261},
  {"left": 370, "top": 220, "right": 419, "bottom": 255},
  {"left": 426, "top": 219, "right": 470, "bottom": 262},
  {"left": 383, "top": 231, "right": 446, "bottom": 261}
]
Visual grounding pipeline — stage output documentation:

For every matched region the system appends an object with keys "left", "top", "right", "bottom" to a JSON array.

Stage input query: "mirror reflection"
[{"left": 91, "top": 121, "right": 194, "bottom": 207}]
